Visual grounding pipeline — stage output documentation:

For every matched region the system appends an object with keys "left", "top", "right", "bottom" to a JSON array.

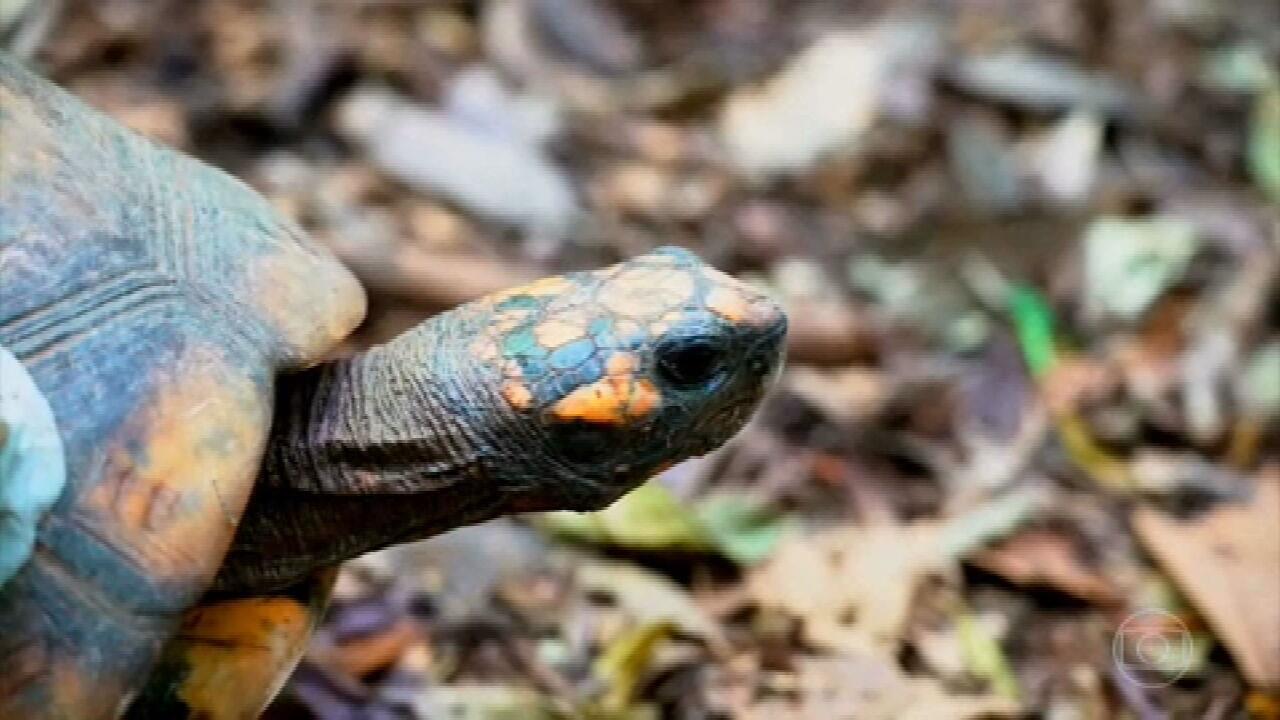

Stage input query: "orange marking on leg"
[
  {"left": 534, "top": 319, "right": 586, "bottom": 348},
  {"left": 175, "top": 595, "right": 317, "bottom": 719},
  {"left": 502, "top": 381, "right": 533, "bottom": 411}
]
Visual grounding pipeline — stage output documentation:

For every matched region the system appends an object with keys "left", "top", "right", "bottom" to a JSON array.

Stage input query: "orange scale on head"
[
  {"left": 626, "top": 378, "right": 662, "bottom": 418},
  {"left": 550, "top": 380, "right": 628, "bottom": 425},
  {"left": 534, "top": 319, "right": 587, "bottom": 348},
  {"left": 558, "top": 304, "right": 598, "bottom": 327},
  {"left": 485, "top": 289, "right": 521, "bottom": 308},
  {"left": 501, "top": 359, "right": 523, "bottom": 378},
  {"left": 471, "top": 339, "right": 500, "bottom": 363},
  {"left": 646, "top": 253, "right": 683, "bottom": 266},
  {"left": 494, "top": 314, "right": 528, "bottom": 333},
  {"left": 502, "top": 381, "right": 534, "bottom": 411},
  {"left": 616, "top": 319, "right": 642, "bottom": 338},
  {"left": 522, "top": 275, "right": 573, "bottom": 297},
  {"left": 606, "top": 352, "right": 638, "bottom": 376},
  {"left": 602, "top": 266, "right": 695, "bottom": 319},
  {"left": 705, "top": 285, "right": 751, "bottom": 323}
]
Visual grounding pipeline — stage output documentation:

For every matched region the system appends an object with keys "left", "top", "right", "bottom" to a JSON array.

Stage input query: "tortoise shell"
[{"left": 0, "top": 53, "right": 364, "bottom": 716}]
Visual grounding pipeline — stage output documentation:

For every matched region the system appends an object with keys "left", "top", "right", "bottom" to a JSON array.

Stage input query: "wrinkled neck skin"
[{"left": 211, "top": 307, "right": 560, "bottom": 597}]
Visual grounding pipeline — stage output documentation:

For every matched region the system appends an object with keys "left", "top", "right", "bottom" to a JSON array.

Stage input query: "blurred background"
[{"left": 4, "top": 0, "right": 1278, "bottom": 717}]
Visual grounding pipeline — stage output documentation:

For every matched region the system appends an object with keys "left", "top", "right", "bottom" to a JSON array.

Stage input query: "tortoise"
[{"left": 0, "top": 53, "right": 787, "bottom": 719}]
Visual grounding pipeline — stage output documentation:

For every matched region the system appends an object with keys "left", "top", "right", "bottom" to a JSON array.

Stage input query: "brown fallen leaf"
[
  {"left": 1132, "top": 465, "right": 1280, "bottom": 689},
  {"left": 972, "top": 530, "right": 1121, "bottom": 605},
  {"left": 311, "top": 618, "right": 424, "bottom": 680},
  {"left": 331, "top": 241, "right": 535, "bottom": 313},
  {"left": 745, "top": 653, "right": 1018, "bottom": 720},
  {"left": 748, "top": 488, "right": 1043, "bottom": 653},
  {"left": 785, "top": 366, "right": 892, "bottom": 424}
]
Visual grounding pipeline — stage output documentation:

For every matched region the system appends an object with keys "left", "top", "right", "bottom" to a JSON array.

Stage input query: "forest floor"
[{"left": 8, "top": 0, "right": 1279, "bottom": 717}]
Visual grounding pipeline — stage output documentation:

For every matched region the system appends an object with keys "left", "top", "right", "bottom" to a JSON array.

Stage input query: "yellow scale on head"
[{"left": 546, "top": 351, "right": 663, "bottom": 426}]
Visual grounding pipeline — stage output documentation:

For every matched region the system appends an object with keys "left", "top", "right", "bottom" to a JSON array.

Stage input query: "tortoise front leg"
[{"left": 125, "top": 568, "right": 338, "bottom": 720}]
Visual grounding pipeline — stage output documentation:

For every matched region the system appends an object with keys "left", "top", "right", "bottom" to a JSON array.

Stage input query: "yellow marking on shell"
[
  {"left": 247, "top": 231, "right": 367, "bottom": 369},
  {"left": 39, "top": 654, "right": 128, "bottom": 720},
  {"left": 705, "top": 285, "right": 752, "bottom": 323},
  {"left": 0, "top": 85, "right": 58, "bottom": 195},
  {"left": 174, "top": 595, "right": 319, "bottom": 719},
  {"left": 81, "top": 343, "right": 266, "bottom": 583},
  {"left": 601, "top": 265, "right": 695, "bottom": 319},
  {"left": 534, "top": 319, "right": 587, "bottom": 348},
  {"left": 502, "top": 380, "right": 534, "bottom": 411}
]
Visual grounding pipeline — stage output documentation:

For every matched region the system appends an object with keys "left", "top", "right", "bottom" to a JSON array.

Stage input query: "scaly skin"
[{"left": 128, "top": 248, "right": 787, "bottom": 718}]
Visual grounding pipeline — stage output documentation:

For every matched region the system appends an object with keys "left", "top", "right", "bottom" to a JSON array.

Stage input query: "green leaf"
[
  {"left": 694, "top": 494, "right": 793, "bottom": 565},
  {"left": 592, "top": 621, "right": 676, "bottom": 714},
  {"left": 412, "top": 686, "right": 562, "bottom": 720},
  {"left": 937, "top": 486, "right": 1046, "bottom": 560},
  {"left": 1249, "top": 86, "right": 1280, "bottom": 204},
  {"left": 1201, "top": 45, "right": 1276, "bottom": 92},
  {"left": 540, "top": 483, "right": 712, "bottom": 552},
  {"left": 541, "top": 485, "right": 792, "bottom": 565},
  {"left": 955, "top": 608, "right": 1020, "bottom": 701},
  {"left": 576, "top": 562, "right": 723, "bottom": 642},
  {"left": 1007, "top": 286, "right": 1057, "bottom": 377},
  {"left": 1082, "top": 216, "right": 1199, "bottom": 323},
  {"left": 1239, "top": 340, "right": 1280, "bottom": 419}
]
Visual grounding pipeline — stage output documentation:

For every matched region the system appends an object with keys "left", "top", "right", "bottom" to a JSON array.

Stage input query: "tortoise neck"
[
  {"left": 210, "top": 480, "right": 506, "bottom": 595},
  {"left": 259, "top": 320, "right": 496, "bottom": 493},
  {"left": 215, "top": 320, "right": 516, "bottom": 594}
]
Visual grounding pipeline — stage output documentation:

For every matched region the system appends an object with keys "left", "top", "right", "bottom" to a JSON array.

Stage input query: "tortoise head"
[
  {"left": 224, "top": 247, "right": 786, "bottom": 595},
  {"left": 462, "top": 246, "right": 787, "bottom": 511}
]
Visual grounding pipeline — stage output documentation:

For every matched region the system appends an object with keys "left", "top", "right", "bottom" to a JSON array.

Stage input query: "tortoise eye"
[{"left": 658, "top": 338, "right": 723, "bottom": 387}]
